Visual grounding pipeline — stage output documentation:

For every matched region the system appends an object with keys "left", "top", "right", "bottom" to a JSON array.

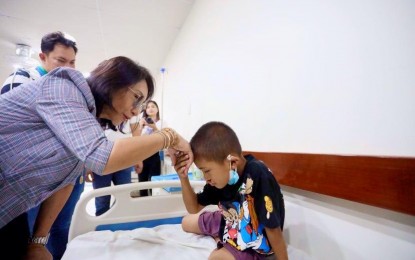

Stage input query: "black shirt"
[{"left": 197, "top": 154, "right": 285, "bottom": 254}]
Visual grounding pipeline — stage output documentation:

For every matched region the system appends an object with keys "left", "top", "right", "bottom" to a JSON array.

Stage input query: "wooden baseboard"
[{"left": 243, "top": 151, "right": 415, "bottom": 216}]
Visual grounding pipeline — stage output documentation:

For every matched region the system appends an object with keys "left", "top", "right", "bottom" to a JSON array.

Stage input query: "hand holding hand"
[
  {"left": 158, "top": 128, "right": 193, "bottom": 174},
  {"left": 171, "top": 151, "right": 191, "bottom": 178}
]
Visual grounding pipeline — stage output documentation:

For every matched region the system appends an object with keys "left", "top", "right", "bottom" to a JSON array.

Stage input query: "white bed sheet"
[
  {"left": 63, "top": 224, "right": 312, "bottom": 260},
  {"left": 63, "top": 180, "right": 312, "bottom": 259},
  {"left": 63, "top": 224, "right": 216, "bottom": 260}
]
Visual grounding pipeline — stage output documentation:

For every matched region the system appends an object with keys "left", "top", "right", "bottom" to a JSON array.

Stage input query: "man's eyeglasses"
[{"left": 128, "top": 88, "right": 146, "bottom": 109}]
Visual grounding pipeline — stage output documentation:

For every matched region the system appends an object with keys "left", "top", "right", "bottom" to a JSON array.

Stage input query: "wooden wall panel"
[{"left": 243, "top": 151, "right": 415, "bottom": 216}]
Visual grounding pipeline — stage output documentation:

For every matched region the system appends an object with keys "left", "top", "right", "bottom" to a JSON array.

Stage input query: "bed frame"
[{"left": 68, "top": 180, "right": 205, "bottom": 242}]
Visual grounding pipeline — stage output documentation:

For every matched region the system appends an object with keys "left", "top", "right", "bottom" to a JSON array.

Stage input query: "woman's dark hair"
[
  {"left": 86, "top": 56, "right": 155, "bottom": 130},
  {"left": 142, "top": 100, "right": 160, "bottom": 121},
  {"left": 41, "top": 31, "right": 78, "bottom": 54}
]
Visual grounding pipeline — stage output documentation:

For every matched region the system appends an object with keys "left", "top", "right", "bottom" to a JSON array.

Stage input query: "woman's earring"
[{"left": 227, "top": 154, "right": 239, "bottom": 185}]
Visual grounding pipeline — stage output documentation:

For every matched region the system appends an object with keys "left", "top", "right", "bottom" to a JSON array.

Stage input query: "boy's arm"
[
  {"left": 173, "top": 154, "right": 204, "bottom": 213},
  {"left": 178, "top": 177, "right": 204, "bottom": 213},
  {"left": 265, "top": 227, "right": 289, "bottom": 260}
]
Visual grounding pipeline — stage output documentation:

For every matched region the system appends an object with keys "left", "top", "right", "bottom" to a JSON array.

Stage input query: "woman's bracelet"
[
  {"left": 155, "top": 131, "right": 168, "bottom": 149},
  {"left": 155, "top": 128, "right": 179, "bottom": 149},
  {"left": 163, "top": 128, "right": 179, "bottom": 148}
]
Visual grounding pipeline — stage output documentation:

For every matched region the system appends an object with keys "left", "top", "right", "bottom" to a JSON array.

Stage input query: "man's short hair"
[{"left": 41, "top": 31, "right": 78, "bottom": 54}]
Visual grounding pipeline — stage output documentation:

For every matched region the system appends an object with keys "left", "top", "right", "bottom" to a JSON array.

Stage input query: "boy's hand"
[
  {"left": 172, "top": 151, "right": 190, "bottom": 178},
  {"left": 164, "top": 129, "right": 193, "bottom": 174}
]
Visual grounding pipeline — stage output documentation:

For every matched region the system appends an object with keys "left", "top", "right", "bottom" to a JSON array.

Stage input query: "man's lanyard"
[{"left": 35, "top": 66, "right": 48, "bottom": 76}]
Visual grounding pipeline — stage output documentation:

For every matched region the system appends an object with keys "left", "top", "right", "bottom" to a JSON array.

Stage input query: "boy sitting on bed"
[{"left": 174, "top": 121, "right": 288, "bottom": 260}]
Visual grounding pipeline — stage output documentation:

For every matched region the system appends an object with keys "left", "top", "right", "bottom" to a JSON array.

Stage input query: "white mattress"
[
  {"left": 63, "top": 181, "right": 312, "bottom": 259},
  {"left": 63, "top": 224, "right": 312, "bottom": 260},
  {"left": 63, "top": 224, "right": 216, "bottom": 260}
]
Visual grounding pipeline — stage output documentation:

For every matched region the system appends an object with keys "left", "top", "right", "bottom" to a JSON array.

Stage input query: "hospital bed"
[{"left": 63, "top": 180, "right": 312, "bottom": 260}]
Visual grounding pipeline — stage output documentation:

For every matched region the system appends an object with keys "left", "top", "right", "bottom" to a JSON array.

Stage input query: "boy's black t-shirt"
[{"left": 196, "top": 154, "right": 285, "bottom": 254}]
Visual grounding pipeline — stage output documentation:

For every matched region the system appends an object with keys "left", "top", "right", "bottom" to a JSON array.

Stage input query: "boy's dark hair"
[
  {"left": 190, "top": 121, "right": 242, "bottom": 163},
  {"left": 87, "top": 56, "right": 155, "bottom": 131},
  {"left": 41, "top": 31, "right": 78, "bottom": 54}
]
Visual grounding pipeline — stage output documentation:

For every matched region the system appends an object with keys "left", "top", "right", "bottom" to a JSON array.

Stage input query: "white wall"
[
  {"left": 157, "top": 0, "right": 415, "bottom": 156},
  {"left": 156, "top": 0, "right": 415, "bottom": 259}
]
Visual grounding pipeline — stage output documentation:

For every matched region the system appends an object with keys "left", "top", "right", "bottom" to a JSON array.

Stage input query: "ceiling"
[{"left": 0, "top": 0, "right": 194, "bottom": 81}]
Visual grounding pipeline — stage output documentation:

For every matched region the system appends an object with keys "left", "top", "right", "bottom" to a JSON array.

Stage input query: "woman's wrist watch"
[{"left": 29, "top": 234, "right": 50, "bottom": 246}]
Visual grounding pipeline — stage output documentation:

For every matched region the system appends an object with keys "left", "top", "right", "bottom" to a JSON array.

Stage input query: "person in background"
[
  {"left": 135, "top": 100, "right": 163, "bottom": 196},
  {"left": 1, "top": 31, "right": 76, "bottom": 93},
  {"left": 90, "top": 117, "right": 142, "bottom": 216},
  {"left": 0, "top": 56, "right": 193, "bottom": 260},
  {"left": 0, "top": 31, "right": 83, "bottom": 260},
  {"left": 174, "top": 121, "right": 288, "bottom": 260}
]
